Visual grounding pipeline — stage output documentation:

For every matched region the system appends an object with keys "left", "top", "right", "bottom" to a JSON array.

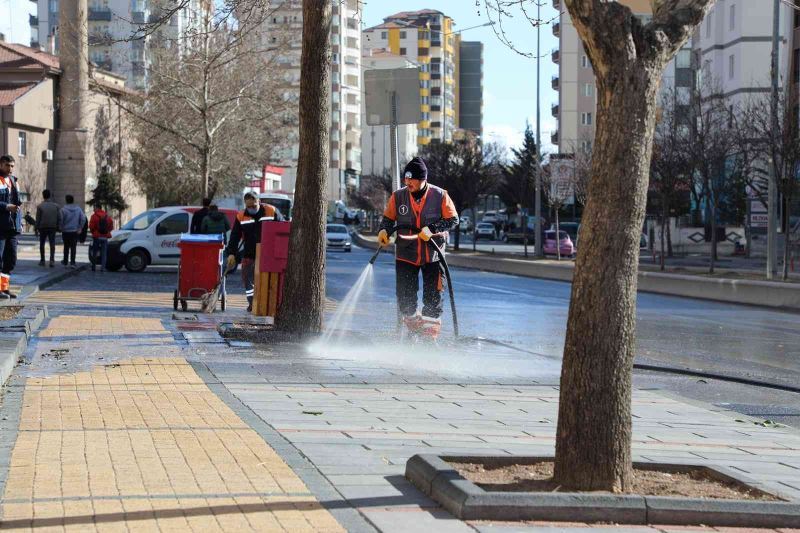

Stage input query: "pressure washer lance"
[
  {"left": 396, "top": 233, "right": 459, "bottom": 338},
  {"left": 368, "top": 244, "right": 383, "bottom": 265}
]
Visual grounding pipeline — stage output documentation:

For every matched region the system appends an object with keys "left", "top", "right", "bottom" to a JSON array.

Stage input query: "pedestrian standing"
[
  {"left": 200, "top": 204, "right": 231, "bottom": 239},
  {"left": 225, "top": 192, "right": 282, "bottom": 312},
  {"left": 88, "top": 203, "right": 113, "bottom": 272},
  {"left": 191, "top": 198, "right": 211, "bottom": 234},
  {"left": 35, "top": 189, "right": 61, "bottom": 267},
  {"left": 0, "top": 155, "right": 22, "bottom": 299},
  {"left": 377, "top": 157, "right": 459, "bottom": 340},
  {"left": 60, "top": 195, "right": 86, "bottom": 268}
]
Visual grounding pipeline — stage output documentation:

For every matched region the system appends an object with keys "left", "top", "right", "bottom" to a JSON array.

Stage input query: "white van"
[{"left": 105, "top": 206, "right": 237, "bottom": 272}]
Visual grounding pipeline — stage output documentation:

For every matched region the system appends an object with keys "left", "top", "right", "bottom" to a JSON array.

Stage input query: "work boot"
[
  {"left": 38, "top": 260, "right": 45, "bottom": 267},
  {"left": 4, "top": 291, "right": 16, "bottom": 299},
  {"left": 50, "top": 260, "right": 55, "bottom": 268},
  {"left": 247, "top": 296, "right": 253, "bottom": 313},
  {"left": 402, "top": 314, "right": 423, "bottom": 335},
  {"left": 418, "top": 316, "right": 442, "bottom": 340}
]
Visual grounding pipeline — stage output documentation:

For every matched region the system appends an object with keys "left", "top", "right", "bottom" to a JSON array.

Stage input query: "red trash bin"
[{"left": 174, "top": 234, "right": 225, "bottom": 312}]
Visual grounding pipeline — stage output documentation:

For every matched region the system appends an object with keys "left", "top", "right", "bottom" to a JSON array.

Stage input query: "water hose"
[{"left": 396, "top": 234, "right": 459, "bottom": 338}]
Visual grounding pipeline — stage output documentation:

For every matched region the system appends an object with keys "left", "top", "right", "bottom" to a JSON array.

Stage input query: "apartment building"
[
  {"left": 360, "top": 48, "right": 419, "bottom": 176},
  {"left": 29, "top": 0, "right": 206, "bottom": 89},
  {"left": 260, "top": 0, "right": 362, "bottom": 201},
  {"left": 553, "top": 0, "right": 793, "bottom": 155},
  {"left": 363, "top": 9, "right": 459, "bottom": 147}
]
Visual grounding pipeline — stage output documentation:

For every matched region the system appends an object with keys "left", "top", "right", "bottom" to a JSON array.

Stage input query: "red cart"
[{"left": 174, "top": 234, "right": 226, "bottom": 312}]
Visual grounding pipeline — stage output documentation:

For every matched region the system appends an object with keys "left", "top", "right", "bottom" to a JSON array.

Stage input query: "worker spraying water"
[{"left": 378, "top": 157, "right": 459, "bottom": 340}]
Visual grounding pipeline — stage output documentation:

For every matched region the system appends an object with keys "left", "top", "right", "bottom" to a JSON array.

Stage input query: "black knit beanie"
[{"left": 403, "top": 157, "right": 428, "bottom": 181}]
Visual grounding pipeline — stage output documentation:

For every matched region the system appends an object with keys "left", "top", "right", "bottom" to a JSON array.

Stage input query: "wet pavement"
[{"left": 327, "top": 246, "right": 800, "bottom": 427}]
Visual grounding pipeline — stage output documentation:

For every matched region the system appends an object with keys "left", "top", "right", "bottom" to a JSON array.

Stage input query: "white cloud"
[{"left": 484, "top": 124, "right": 522, "bottom": 153}]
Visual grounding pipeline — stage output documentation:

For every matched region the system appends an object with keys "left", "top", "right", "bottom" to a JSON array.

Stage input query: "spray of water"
[{"left": 319, "top": 263, "right": 374, "bottom": 344}]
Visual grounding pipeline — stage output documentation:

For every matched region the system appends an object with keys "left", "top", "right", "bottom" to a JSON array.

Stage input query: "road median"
[{"left": 353, "top": 233, "right": 800, "bottom": 311}]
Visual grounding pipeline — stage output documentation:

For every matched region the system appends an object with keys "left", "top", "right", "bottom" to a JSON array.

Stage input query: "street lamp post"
[{"left": 535, "top": 1, "right": 543, "bottom": 258}]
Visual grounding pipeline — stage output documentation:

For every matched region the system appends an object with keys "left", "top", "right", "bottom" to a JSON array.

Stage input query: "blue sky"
[
  {"left": 362, "top": 0, "right": 560, "bottom": 153},
  {"left": 1, "top": 0, "right": 33, "bottom": 45}
]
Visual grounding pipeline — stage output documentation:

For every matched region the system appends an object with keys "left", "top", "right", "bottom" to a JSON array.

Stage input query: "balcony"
[
  {"left": 551, "top": 104, "right": 559, "bottom": 117},
  {"left": 29, "top": 14, "right": 38, "bottom": 26},
  {"left": 551, "top": 49, "right": 559, "bottom": 63},
  {"left": 88, "top": 7, "right": 112, "bottom": 21},
  {"left": 94, "top": 58, "right": 113, "bottom": 70},
  {"left": 551, "top": 75, "right": 559, "bottom": 90},
  {"left": 551, "top": 130, "right": 559, "bottom": 145},
  {"left": 552, "top": 22, "right": 560, "bottom": 37},
  {"left": 553, "top": 0, "right": 560, "bottom": 8}
]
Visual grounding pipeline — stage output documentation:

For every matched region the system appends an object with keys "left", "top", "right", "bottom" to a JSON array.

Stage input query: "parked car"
[
  {"left": 459, "top": 216, "right": 473, "bottom": 233},
  {"left": 553, "top": 222, "right": 579, "bottom": 246},
  {"left": 474, "top": 222, "right": 496, "bottom": 240},
  {"left": 481, "top": 211, "right": 499, "bottom": 224},
  {"left": 106, "top": 206, "right": 237, "bottom": 273},
  {"left": 542, "top": 230, "right": 575, "bottom": 258},
  {"left": 326, "top": 224, "right": 352, "bottom": 252}
]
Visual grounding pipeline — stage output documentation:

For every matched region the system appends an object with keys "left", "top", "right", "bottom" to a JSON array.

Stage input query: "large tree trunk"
[
  {"left": 553, "top": 49, "right": 662, "bottom": 493},
  {"left": 660, "top": 202, "right": 666, "bottom": 271},
  {"left": 276, "top": 0, "right": 331, "bottom": 334}
]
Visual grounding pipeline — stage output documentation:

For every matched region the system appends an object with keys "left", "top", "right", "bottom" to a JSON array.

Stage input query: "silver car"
[{"left": 326, "top": 224, "right": 352, "bottom": 252}]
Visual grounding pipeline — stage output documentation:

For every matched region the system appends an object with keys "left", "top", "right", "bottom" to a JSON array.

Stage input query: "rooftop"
[{"left": 0, "top": 82, "right": 37, "bottom": 106}]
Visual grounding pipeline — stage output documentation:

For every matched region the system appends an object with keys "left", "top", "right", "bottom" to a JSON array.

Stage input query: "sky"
[
  {"left": 0, "top": 0, "right": 33, "bottom": 46},
  {"left": 361, "top": 0, "right": 560, "bottom": 155},
  {"left": 1, "top": 0, "right": 561, "bottom": 154}
]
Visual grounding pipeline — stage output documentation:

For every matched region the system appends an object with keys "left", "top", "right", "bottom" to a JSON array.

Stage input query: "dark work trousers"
[
  {"left": 241, "top": 257, "right": 255, "bottom": 307},
  {"left": 39, "top": 229, "right": 56, "bottom": 262},
  {"left": 62, "top": 232, "right": 79, "bottom": 264},
  {"left": 0, "top": 234, "right": 18, "bottom": 275},
  {"left": 395, "top": 260, "right": 443, "bottom": 319}
]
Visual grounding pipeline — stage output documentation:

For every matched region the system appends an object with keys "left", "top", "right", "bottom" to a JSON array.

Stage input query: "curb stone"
[
  {"left": 405, "top": 454, "right": 800, "bottom": 526},
  {"left": 0, "top": 306, "right": 46, "bottom": 387},
  {"left": 17, "top": 264, "right": 87, "bottom": 301}
]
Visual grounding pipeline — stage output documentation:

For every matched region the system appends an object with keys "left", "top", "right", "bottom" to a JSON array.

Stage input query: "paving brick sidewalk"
[
  {"left": 0, "top": 315, "right": 342, "bottom": 532},
  {"left": 3, "top": 271, "right": 800, "bottom": 532}
]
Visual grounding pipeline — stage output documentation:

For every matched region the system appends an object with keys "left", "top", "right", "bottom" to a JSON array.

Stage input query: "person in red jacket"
[{"left": 88, "top": 203, "right": 114, "bottom": 272}]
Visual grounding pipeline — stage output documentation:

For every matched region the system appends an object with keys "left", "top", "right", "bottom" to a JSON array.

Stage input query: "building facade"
[
  {"left": 363, "top": 9, "right": 459, "bottom": 147},
  {"left": 29, "top": 0, "right": 207, "bottom": 90},
  {"left": 0, "top": 41, "right": 145, "bottom": 220},
  {"left": 360, "top": 48, "right": 418, "bottom": 176},
  {"left": 553, "top": 0, "right": 792, "bottom": 155},
  {"left": 260, "top": 0, "right": 361, "bottom": 202}
]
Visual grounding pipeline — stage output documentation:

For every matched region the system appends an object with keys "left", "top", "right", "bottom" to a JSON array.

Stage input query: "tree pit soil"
[
  {"left": 0, "top": 306, "right": 21, "bottom": 321},
  {"left": 449, "top": 461, "right": 780, "bottom": 501}
]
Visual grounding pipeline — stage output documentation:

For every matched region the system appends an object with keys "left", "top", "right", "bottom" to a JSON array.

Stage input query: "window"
[
  {"left": 17, "top": 132, "right": 26, "bottom": 157},
  {"left": 581, "top": 140, "right": 592, "bottom": 153},
  {"left": 399, "top": 47, "right": 406, "bottom": 55},
  {"left": 332, "top": 53, "right": 339, "bottom": 63},
  {"left": 676, "top": 48, "right": 691, "bottom": 68},
  {"left": 705, "top": 12, "right": 711, "bottom": 37},
  {"left": 381, "top": 31, "right": 387, "bottom": 39},
  {"left": 728, "top": 54, "right": 734, "bottom": 79},
  {"left": 729, "top": 4, "right": 735, "bottom": 31},
  {"left": 421, "top": 96, "right": 429, "bottom": 104},
  {"left": 155, "top": 213, "right": 189, "bottom": 235},
  {"left": 794, "top": 49, "right": 800, "bottom": 83},
  {"left": 583, "top": 83, "right": 593, "bottom": 97},
  {"left": 581, "top": 54, "right": 588, "bottom": 68},
  {"left": 399, "top": 31, "right": 406, "bottom": 39},
  {"left": 581, "top": 112, "right": 592, "bottom": 125}
]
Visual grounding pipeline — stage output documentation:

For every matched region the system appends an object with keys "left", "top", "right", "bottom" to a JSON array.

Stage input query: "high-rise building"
[
  {"left": 260, "top": 0, "right": 362, "bottom": 202},
  {"left": 29, "top": 0, "right": 208, "bottom": 89},
  {"left": 553, "top": 0, "right": 792, "bottom": 155},
  {"left": 456, "top": 39, "right": 483, "bottom": 138},
  {"left": 363, "top": 9, "right": 459, "bottom": 146},
  {"left": 360, "top": 48, "right": 418, "bottom": 176}
]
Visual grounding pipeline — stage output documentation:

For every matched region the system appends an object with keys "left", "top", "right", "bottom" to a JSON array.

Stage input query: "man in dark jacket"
[
  {"left": 225, "top": 192, "right": 282, "bottom": 312},
  {"left": 0, "top": 155, "right": 22, "bottom": 299},
  {"left": 190, "top": 198, "right": 211, "bottom": 234},
  {"left": 35, "top": 189, "right": 62, "bottom": 267},
  {"left": 200, "top": 205, "right": 231, "bottom": 237}
]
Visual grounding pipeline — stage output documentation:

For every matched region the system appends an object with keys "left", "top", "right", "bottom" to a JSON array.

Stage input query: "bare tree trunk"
[
  {"left": 553, "top": 58, "right": 661, "bottom": 492},
  {"left": 666, "top": 213, "right": 673, "bottom": 257},
  {"left": 276, "top": 0, "right": 331, "bottom": 334},
  {"left": 783, "top": 195, "right": 791, "bottom": 281},
  {"left": 710, "top": 200, "right": 717, "bottom": 275},
  {"left": 660, "top": 203, "right": 666, "bottom": 271},
  {"left": 472, "top": 212, "right": 477, "bottom": 252}
]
